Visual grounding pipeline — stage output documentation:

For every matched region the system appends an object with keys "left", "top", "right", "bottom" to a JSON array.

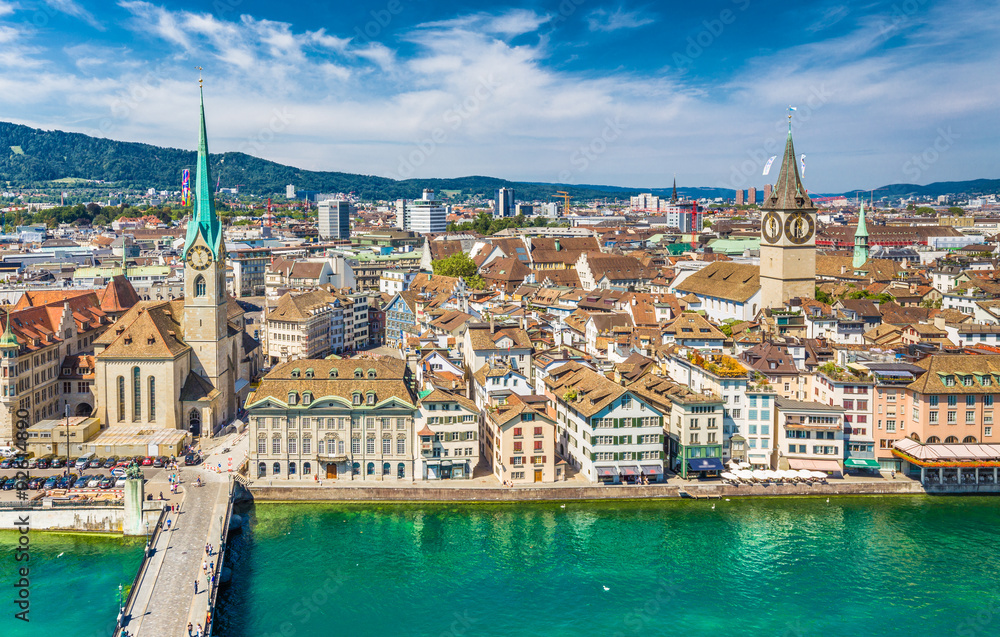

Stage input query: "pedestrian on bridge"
[
  {"left": 194, "top": 579, "right": 199, "bottom": 594},
  {"left": 187, "top": 622, "right": 193, "bottom": 636}
]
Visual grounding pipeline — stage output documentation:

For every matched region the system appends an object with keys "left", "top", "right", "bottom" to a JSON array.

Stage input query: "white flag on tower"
[
  {"left": 762, "top": 156, "right": 777, "bottom": 176},
  {"left": 800, "top": 154, "right": 806, "bottom": 176}
]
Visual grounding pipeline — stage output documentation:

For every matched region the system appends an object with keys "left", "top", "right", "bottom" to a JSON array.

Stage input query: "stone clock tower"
[
  {"left": 183, "top": 85, "right": 229, "bottom": 389},
  {"left": 760, "top": 121, "right": 816, "bottom": 309}
]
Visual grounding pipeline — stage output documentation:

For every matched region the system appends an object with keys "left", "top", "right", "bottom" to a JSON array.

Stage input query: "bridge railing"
[
  {"left": 205, "top": 477, "right": 236, "bottom": 637},
  {"left": 114, "top": 504, "right": 167, "bottom": 636}
]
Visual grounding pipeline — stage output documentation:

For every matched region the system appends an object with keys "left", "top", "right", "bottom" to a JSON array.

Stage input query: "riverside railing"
[
  {"left": 205, "top": 476, "right": 236, "bottom": 637},
  {"left": 114, "top": 504, "right": 167, "bottom": 636}
]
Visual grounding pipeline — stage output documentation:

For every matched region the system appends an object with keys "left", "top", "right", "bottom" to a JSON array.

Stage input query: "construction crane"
[{"left": 552, "top": 191, "right": 571, "bottom": 217}]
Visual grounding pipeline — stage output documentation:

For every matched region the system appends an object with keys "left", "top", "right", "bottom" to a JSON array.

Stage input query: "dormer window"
[
  {"left": 366, "top": 392, "right": 376, "bottom": 405},
  {"left": 303, "top": 392, "right": 312, "bottom": 405},
  {"left": 288, "top": 392, "right": 298, "bottom": 405},
  {"left": 944, "top": 375, "right": 955, "bottom": 387},
  {"left": 329, "top": 368, "right": 339, "bottom": 378},
  {"left": 291, "top": 368, "right": 301, "bottom": 379},
  {"left": 367, "top": 369, "right": 376, "bottom": 378},
  {"left": 354, "top": 368, "right": 363, "bottom": 379},
  {"left": 305, "top": 368, "right": 314, "bottom": 379},
  {"left": 352, "top": 392, "right": 362, "bottom": 406}
]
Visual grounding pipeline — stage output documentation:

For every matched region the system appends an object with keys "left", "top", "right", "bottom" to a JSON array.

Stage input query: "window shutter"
[
  {"left": 614, "top": 452, "right": 619, "bottom": 461},
  {"left": 659, "top": 450, "right": 664, "bottom": 459},
  {"left": 590, "top": 452, "right": 596, "bottom": 461},
  {"left": 543, "top": 456, "right": 546, "bottom": 463},
  {"left": 633, "top": 418, "right": 640, "bottom": 427}
]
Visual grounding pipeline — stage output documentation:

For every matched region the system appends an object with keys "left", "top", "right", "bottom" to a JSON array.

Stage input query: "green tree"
[
  {"left": 947, "top": 206, "right": 965, "bottom": 216},
  {"left": 815, "top": 287, "right": 833, "bottom": 304},
  {"left": 432, "top": 252, "right": 479, "bottom": 281}
]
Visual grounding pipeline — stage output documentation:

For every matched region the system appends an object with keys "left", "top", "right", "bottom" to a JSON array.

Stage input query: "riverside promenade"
[{"left": 117, "top": 432, "right": 246, "bottom": 637}]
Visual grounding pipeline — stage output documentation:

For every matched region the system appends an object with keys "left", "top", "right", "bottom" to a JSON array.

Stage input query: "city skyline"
[{"left": 0, "top": 0, "right": 995, "bottom": 192}]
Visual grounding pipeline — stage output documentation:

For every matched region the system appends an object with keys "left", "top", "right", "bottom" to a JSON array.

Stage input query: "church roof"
[
  {"left": 762, "top": 124, "right": 813, "bottom": 211},
  {"left": 96, "top": 300, "right": 190, "bottom": 358},
  {"left": 180, "top": 370, "right": 220, "bottom": 402}
]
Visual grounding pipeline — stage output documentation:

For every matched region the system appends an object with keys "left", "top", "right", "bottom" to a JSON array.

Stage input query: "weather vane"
[{"left": 197, "top": 66, "right": 203, "bottom": 87}]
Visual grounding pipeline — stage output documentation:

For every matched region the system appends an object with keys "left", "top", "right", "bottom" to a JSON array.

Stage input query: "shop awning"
[
  {"left": 844, "top": 458, "right": 881, "bottom": 469},
  {"left": 688, "top": 457, "right": 725, "bottom": 472},
  {"left": 788, "top": 458, "right": 842, "bottom": 472},
  {"left": 620, "top": 466, "right": 641, "bottom": 476},
  {"left": 440, "top": 460, "right": 453, "bottom": 467},
  {"left": 596, "top": 466, "right": 616, "bottom": 477},
  {"left": 641, "top": 465, "right": 663, "bottom": 475}
]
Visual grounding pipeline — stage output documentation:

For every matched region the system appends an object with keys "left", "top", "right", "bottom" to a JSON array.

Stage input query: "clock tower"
[
  {"left": 183, "top": 85, "right": 229, "bottom": 384},
  {"left": 760, "top": 118, "right": 816, "bottom": 309}
]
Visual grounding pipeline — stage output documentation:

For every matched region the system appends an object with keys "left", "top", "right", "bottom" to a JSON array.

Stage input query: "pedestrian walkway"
[{"left": 118, "top": 465, "right": 230, "bottom": 637}]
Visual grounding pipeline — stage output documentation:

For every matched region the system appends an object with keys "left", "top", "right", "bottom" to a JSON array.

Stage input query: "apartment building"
[
  {"left": 545, "top": 363, "right": 667, "bottom": 484},
  {"left": 775, "top": 398, "right": 845, "bottom": 474},
  {"left": 813, "top": 364, "right": 878, "bottom": 471},
  {"left": 415, "top": 389, "right": 479, "bottom": 480},
  {"left": 480, "top": 398, "right": 557, "bottom": 484}
]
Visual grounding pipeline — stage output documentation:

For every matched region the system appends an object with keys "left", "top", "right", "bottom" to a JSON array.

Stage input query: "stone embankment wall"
[
  {"left": 0, "top": 503, "right": 162, "bottom": 533},
  {"left": 247, "top": 480, "right": 998, "bottom": 502}
]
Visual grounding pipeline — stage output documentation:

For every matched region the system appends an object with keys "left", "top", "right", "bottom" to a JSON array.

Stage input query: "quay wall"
[
  {"left": 248, "top": 480, "right": 1000, "bottom": 502},
  {"left": 0, "top": 503, "right": 161, "bottom": 533}
]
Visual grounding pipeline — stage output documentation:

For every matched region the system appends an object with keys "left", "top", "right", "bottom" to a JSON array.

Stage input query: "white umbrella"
[
  {"left": 736, "top": 470, "right": 755, "bottom": 482},
  {"left": 752, "top": 470, "right": 769, "bottom": 481},
  {"left": 811, "top": 471, "right": 829, "bottom": 480},
  {"left": 765, "top": 470, "right": 782, "bottom": 481},
  {"left": 720, "top": 471, "right": 738, "bottom": 482}
]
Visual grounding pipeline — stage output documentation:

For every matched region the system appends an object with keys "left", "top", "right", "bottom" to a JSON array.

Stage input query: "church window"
[
  {"left": 148, "top": 376, "right": 155, "bottom": 421},
  {"left": 132, "top": 367, "right": 141, "bottom": 422},
  {"left": 117, "top": 376, "right": 125, "bottom": 422},
  {"left": 195, "top": 275, "right": 206, "bottom": 297}
]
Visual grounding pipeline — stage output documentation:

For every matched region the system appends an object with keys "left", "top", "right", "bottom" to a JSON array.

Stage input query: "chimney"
[
  {"left": 490, "top": 314, "right": 495, "bottom": 334},
  {"left": 933, "top": 316, "right": 946, "bottom": 330},
  {"left": 840, "top": 265, "right": 846, "bottom": 275}
]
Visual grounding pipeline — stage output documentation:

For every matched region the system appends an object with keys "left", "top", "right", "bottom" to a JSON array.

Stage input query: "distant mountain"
[
  {"left": 0, "top": 121, "right": 995, "bottom": 203},
  {"left": 841, "top": 179, "right": 1000, "bottom": 200}
]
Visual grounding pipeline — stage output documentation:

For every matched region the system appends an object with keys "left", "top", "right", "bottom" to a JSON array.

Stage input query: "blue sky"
[{"left": 0, "top": 0, "right": 997, "bottom": 193}]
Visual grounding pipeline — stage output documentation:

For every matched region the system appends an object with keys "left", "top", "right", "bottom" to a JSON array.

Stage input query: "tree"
[
  {"left": 432, "top": 252, "right": 479, "bottom": 283},
  {"left": 948, "top": 206, "right": 965, "bottom": 216},
  {"left": 815, "top": 287, "right": 833, "bottom": 304}
]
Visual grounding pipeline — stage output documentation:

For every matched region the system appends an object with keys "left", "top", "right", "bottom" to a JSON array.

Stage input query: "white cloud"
[
  {"left": 44, "top": 0, "right": 104, "bottom": 31},
  {"left": 586, "top": 7, "right": 655, "bottom": 32}
]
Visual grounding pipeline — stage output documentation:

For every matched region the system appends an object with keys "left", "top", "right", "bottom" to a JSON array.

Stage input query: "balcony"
[{"left": 317, "top": 453, "right": 348, "bottom": 462}]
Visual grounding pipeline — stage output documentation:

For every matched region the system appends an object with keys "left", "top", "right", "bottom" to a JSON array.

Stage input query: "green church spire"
[
  {"left": 853, "top": 201, "right": 870, "bottom": 269},
  {"left": 0, "top": 307, "right": 18, "bottom": 348},
  {"left": 183, "top": 80, "right": 223, "bottom": 260}
]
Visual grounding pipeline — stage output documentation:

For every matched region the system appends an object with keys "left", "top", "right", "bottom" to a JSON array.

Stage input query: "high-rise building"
[
  {"left": 735, "top": 189, "right": 745, "bottom": 206},
  {"left": 542, "top": 202, "right": 561, "bottom": 218},
  {"left": 748, "top": 187, "right": 757, "bottom": 205},
  {"left": 496, "top": 187, "right": 515, "bottom": 218},
  {"left": 408, "top": 189, "right": 447, "bottom": 234},
  {"left": 515, "top": 203, "right": 534, "bottom": 216},
  {"left": 286, "top": 184, "right": 296, "bottom": 199},
  {"left": 759, "top": 124, "right": 816, "bottom": 309},
  {"left": 763, "top": 184, "right": 773, "bottom": 201},
  {"left": 318, "top": 199, "right": 352, "bottom": 240}
]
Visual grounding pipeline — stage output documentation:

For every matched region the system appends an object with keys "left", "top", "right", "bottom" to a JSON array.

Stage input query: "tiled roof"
[{"left": 673, "top": 262, "right": 760, "bottom": 303}]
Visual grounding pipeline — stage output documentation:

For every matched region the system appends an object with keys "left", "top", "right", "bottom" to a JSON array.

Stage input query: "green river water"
[{"left": 4, "top": 496, "right": 1000, "bottom": 636}]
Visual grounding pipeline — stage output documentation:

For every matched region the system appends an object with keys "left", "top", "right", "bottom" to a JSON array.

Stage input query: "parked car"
[
  {"left": 88, "top": 458, "right": 104, "bottom": 469},
  {"left": 141, "top": 456, "right": 154, "bottom": 466},
  {"left": 56, "top": 476, "right": 72, "bottom": 489},
  {"left": 72, "top": 475, "right": 88, "bottom": 488},
  {"left": 87, "top": 475, "right": 103, "bottom": 488},
  {"left": 152, "top": 456, "right": 166, "bottom": 468},
  {"left": 37, "top": 456, "right": 52, "bottom": 470},
  {"left": 51, "top": 458, "right": 66, "bottom": 469},
  {"left": 0, "top": 477, "right": 14, "bottom": 490},
  {"left": 43, "top": 476, "right": 59, "bottom": 490},
  {"left": 103, "top": 456, "right": 119, "bottom": 469},
  {"left": 27, "top": 456, "right": 40, "bottom": 469},
  {"left": 0, "top": 458, "right": 12, "bottom": 469},
  {"left": 114, "top": 477, "right": 126, "bottom": 489},
  {"left": 27, "top": 476, "right": 45, "bottom": 490},
  {"left": 98, "top": 476, "right": 116, "bottom": 489},
  {"left": 184, "top": 453, "right": 202, "bottom": 466}
]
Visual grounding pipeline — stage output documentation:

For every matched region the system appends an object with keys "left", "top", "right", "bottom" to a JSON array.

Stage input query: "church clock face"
[
  {"left": 188, "top": 245, "right": 214, "bottom": 271},
  {"left": 784, "top": 211, "right": 815, "bottom": 245},
  {"left": 762, "top": 212, "right": 782, "bottom": 244}
]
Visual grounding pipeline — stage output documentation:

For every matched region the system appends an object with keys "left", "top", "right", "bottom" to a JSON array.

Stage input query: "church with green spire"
[
  {"left": 92, "top": 88, "right": 255, "bottom": 436},
  {"left": 853, "top": 202, "right": 870, "bottom": 270}
]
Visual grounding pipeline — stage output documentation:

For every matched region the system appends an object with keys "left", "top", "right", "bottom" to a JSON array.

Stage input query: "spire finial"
[
  {"left": 197, "top": 66, "right": 203, "bottom": 88},
  {"left": 787, "top": 105, "right": 796, "bottom": 135}
]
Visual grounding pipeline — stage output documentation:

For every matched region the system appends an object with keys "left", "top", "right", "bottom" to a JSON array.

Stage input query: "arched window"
[
  {"left": 257, "top": 462, "right": 266, "bottom": 477},
  {"left": 927, "top": 436, "right": 940, "bottom": 444},
  {"left": 367, "top": 462, "right": 375, "bottom": 475},
  {"left": 910, "top": 433, "right": 920, "bottom": 442},
  {"left": 289, "top": 462, "right": 297, "bottom": 475},
  {"left": 352, "top": 462, "right": 360, "bottom": 475},
  {"left": 148, "top": 376, "right": 155, "bottom": 421},
  {"left": 382, "top": 462, "right": 391, "bottom": 476},
  {"left": 303, "top": 462, "right": 312, "bottom": 475},
  {"left": 117, "top": 376, "right": 125, "bottom": 422},
  {"left": 397, "top": 462, "right": 405, "bottom": 478},
  {"left": 195, "top": 275, "right": 206, "bottom": 297},
  {"left": 963, "top": 436, "right": 978, "bottom": 443},
  {"left": 945, "top": 436, "right": 959, "bottom": 443},
  {"left": 273, "top": 462, "right": 281, "bottom": 475},
  {"left": 132, "top": 366, "right": 141, "bottom": 422}
]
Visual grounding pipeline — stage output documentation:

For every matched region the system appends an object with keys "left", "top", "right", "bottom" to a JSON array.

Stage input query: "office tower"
[
  {"left": 395, "top": 198, "right": 410, "bottom": 230},
  {"left": 735, "top": 189, "right": 745, "bottom": 206},
  {"left": 763, "top": 184, "right": 773, "bottom": 201},
  {"left": 318, "top": 199, "right": 352, "bottom": 240},
  {"left": 286, "top": 184, "right": 296, "bottom": 199},
  {"left": 748, "top": 187, "right": 757, "bottom": 205},
  {"left": 409, "top": 189, "right": 447, "bottom": 234},
  {"left": 496, "top": 187, "right": 515, "bottom": 218}
]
